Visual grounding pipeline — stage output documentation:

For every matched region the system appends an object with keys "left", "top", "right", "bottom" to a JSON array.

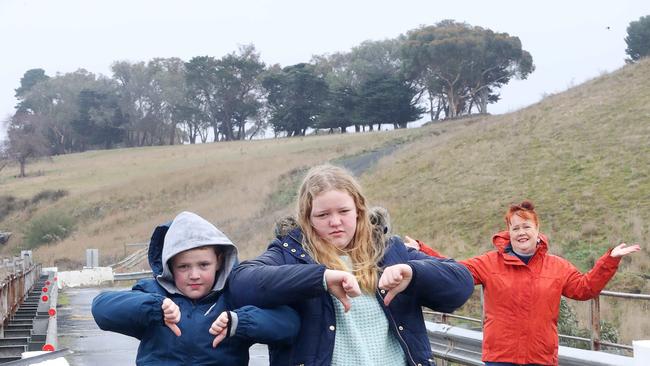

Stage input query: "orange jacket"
[{"left": 419, "top": 232, "right": 621, "bottom": 365}]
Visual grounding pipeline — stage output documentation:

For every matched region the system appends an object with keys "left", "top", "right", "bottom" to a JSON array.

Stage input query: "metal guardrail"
[
  {"left": 1, "top": 348, "right": 73, "bottom": 365},
  {"left": 426, "top": 322, "right": 635, "bottom": 366},
  {"left": 113, "top": 270, "right": 153, "bottom": 282},
  {"left": 0, "top": 252, "right": 41, "bottom": 328},
  {"left": 425, "top": 287, "right": 650, "bottom": 354},
  {"left": 109, "top": 247, "right": 148, "bottom": 270}
]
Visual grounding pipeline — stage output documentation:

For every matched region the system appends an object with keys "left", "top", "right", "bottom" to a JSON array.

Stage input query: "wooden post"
[{"left": 590, "top": 297, "right": 601, "bottom": 351}]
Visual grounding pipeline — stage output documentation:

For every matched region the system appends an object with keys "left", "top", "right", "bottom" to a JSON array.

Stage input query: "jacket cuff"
[
  {"left": 229, "top": 311, "right": 239, "bottom": 337},
  {"left": 603, "top": 248, "right": 622, "bottom": 267}
]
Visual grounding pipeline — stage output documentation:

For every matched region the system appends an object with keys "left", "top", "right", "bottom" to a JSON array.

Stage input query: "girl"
[{"left": 228, "top": 165, "right": 474, "bottom": 366}]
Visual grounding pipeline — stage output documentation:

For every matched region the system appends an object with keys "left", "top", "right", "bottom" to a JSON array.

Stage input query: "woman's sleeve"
[
  {"left": 417, "top": 241, "right": 447, "bottom": 258},
  {"left": 91, "top": 287, "right": 166, "bottom": 339},
  {"left": 459, "top": 254, "right": 491, "bottom": 285},
  {"left": 406, "top": 249, "right": 474, "bottom": 313},
  {"left": 231, "top": 305, "right": 300, "bottom": 345},
  {"left": 416, "top": 240, "right": 487, "bottom": 285},
  {"left": 561, "top": 249, "right": 621, "bottom": 300},
  {"left": 228, "top": 245, "right": 327, "bottom": 308}
]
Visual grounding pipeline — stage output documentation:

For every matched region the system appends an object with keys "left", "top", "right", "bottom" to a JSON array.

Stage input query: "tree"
[
  {"left": 358, "top": 73, "right": 423, "bottom": 129},
  {"left": 313, "top": 39, "right": 412, "bottom": 131},
  {"left": 213, "top": 45, "right": 266, "bottom": 140},
  {"left": 403, "top": 20, "right": 534, "bottom": 118},
  {"left": 15, "top": 69, "right": 50, "bottom": 113},
  {"left": 263, "top": 63, "right": 329, "bottom": 136},
  {"left": 625, "top": 15, "right": 650, "bottom": 63},
  {"left": 15, "top": 69, "right": 109, "bottom": 154},
  {"left": 5, "top": 114, "right": 49, "bottom": 177},
  {"left": 71, "top": 88, "right": 125, "bottom": 149},
  {"left": 0, "top": 139, "right": 8, "bottom": 173},
  {"left": 148, "top": 57, "right": 187, "bottom": 145},
  {"left": 185, "top": 56, "right": 223, "bottom": 141}
]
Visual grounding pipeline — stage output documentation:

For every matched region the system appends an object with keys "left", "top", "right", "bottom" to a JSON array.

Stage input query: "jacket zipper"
[{"left": 377, "top": 289, "right": 418, "bottom": 366}]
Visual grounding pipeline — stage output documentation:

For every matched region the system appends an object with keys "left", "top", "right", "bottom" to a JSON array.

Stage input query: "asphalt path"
[{"left": 57, "top": 287, "right": 269, "bottom": 366}]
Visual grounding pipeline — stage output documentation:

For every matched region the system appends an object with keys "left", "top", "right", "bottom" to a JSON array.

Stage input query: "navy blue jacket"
[
  {"left": 228, "top": 228, "right": 474, "bottom": 366},
  {"left": 92, "top": 219, "right": 300, "bottom": 366}
]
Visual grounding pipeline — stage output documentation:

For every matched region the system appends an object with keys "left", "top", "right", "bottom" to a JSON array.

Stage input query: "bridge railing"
[
  {"left": 424, "top": 288, "right": 650, "bottom": 355},
  {"left": 0, "top": 252, "right": 41, "bottom": 330},
  {"left": 426, "top": 322, "right": 634, "bottom": 366}
]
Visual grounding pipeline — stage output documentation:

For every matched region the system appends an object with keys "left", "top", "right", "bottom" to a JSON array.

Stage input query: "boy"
[{"left": 92, "top": 211, "right": 299, "bottom": 365}]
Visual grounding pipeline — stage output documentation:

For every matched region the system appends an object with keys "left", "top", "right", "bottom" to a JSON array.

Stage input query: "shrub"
[
  {"left": 23, "top": 211, "right": 76, "bottom": 248},
  {"left": 31, "top": 189, "right": 69, "bottom": 204},
  {"left": 0, "top": 195, "right": 28, "bottom": 221}
]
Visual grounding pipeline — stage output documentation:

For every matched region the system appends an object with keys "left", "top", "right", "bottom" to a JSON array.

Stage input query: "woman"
[
  {"left": 406, "top": 200, "right": 640, "bottom": 366},
  {"left": 228, "top": 164, "right": 474, "bottom": 366}
]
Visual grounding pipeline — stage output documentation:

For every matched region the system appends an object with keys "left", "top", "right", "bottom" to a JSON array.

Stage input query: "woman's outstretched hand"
[
  {"left": 324, "top": 269, "right": 362, "bottom": 312},
  {"left": 610, "top": 243, "right": 641, "bottom": 258},
  {"left": 162, "top": 297, "right": 181, "bottom": 336},
  {"left": 379, "top": 264, "right": 413, "bottom": 306}
]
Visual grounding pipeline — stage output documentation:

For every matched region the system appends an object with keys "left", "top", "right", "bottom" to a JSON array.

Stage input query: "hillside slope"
[
  {"left": 362, "top": 59, "right": 650, "bottom": 343},
  {"left": 1, "top": 58, "right": 648, "bottom": 343}
]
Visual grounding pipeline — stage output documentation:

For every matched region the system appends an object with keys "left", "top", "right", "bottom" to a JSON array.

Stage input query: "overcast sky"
[{"left": 1, "top": 0, "right": 648, "bottom": 141}]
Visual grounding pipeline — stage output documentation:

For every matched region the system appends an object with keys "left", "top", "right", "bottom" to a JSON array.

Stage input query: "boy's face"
[{"left": 171, "top": 246, "right": 221, "bottom": 300}]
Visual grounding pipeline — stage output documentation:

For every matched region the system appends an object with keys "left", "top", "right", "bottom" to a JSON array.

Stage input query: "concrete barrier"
[{"left": 56, "top": 268, "right": 113, "bottom": 288}]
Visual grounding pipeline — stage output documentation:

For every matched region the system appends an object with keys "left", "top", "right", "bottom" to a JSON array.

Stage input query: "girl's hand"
[
  {"left": 162, "top": 298, "right": 181, "bottom": 336},
  {"left": 209, "top": 311, "right": 230, "bottom": 348},
  {"left": 611, "top": 243, "right": 641, "bottom": 258},
  {"left": 379, "top": 264, "right": 413, "bottom": 306},
  {"left": 324, "top": 269, "right": 361, "bottom": 312}
]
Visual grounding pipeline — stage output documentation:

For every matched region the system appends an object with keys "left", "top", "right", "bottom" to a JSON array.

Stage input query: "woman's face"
[
  {"left": 508, "top": 214, "right": 539, "bottom": 255},
  {"left": 310, "top": 189, "right": 358, "bottom": 249}
]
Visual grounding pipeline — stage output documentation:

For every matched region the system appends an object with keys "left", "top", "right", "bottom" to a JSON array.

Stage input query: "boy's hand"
[
  {"left": 209, "top": 311, "right": 230, "bottom": 348},
  {"left": 162, "top": 298, "right": 181, "bottom": 336},
  {"left": 324, "top": 269, "right": 361, "bottom": 312},
  {"left": 379, "top": 264, "right": 413, "bottom": 306}
]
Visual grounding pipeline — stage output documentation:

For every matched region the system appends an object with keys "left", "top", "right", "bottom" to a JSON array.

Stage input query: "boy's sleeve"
[
  {"left": 230, "top": 305, "right": 300, "bottom": 345},
  {"left": 404, "top": 245, "right": 474, "bottom": 313},
  {"left": 91, "top": 288, "right": 166, "bottom": 339}
]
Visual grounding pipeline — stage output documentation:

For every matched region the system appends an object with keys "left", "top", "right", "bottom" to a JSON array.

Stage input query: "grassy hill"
[{"left": 1, "top": 58, "right": 648, "bottom": 343}]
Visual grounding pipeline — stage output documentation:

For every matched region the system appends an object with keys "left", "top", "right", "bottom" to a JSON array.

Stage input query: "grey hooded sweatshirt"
[{"left": 156, "top": 211, "right": 238, "bottom": 296}]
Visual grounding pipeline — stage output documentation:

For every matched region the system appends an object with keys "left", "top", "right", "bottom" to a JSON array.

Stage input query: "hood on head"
[
  {"left": 151, "top": 211, "right": 238, "bottom": 296},
  {"left": 492, "top": 230, "right": 549, "bottom": 253}
]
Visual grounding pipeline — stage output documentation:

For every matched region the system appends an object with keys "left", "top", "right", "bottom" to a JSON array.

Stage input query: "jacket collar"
[
  {"left": 277, "top": 228, "right": 316, "bottom": 264},
  {"left": 492, "top": 230, "right": 549, "bottom": 265}
]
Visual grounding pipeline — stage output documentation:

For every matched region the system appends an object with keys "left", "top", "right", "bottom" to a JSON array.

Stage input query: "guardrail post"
[{"left": 590, "top": 296, "right": 601, "bottom": 351}]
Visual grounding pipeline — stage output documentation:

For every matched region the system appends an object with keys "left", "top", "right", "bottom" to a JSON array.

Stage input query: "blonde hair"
[{"left": 297, "top": 164, "right": 384, "bottom": 293}]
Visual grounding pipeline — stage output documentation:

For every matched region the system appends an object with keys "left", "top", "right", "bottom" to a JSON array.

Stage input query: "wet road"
[{"left": 57, "top": 287, "right": 269, "bottom": 366}]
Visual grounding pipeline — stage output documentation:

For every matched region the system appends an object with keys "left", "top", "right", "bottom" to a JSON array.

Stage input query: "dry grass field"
[{"left": 1, "top": 58, "right": 649, "bottom": 343}]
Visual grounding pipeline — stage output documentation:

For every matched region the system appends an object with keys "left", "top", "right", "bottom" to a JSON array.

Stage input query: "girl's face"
[
  {"left": 310, "top": 189, "right": 358, "bottom": 249},
  {"left": 508, "top": 214, "right": 539, "bottom": 255},
  {"left": 171, "top": 247, "right": 220, "bottom": 300}
]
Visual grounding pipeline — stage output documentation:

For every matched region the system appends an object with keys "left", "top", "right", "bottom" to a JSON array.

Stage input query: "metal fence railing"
[
  {"left": 0, "top": 252, "right": 41, "bottom": 330},
  {"left": 424, "top": 287, "right": 650, "bottom": 354},
  {"left": 426, "top": 322, "right": 635, "bottom": 366}
]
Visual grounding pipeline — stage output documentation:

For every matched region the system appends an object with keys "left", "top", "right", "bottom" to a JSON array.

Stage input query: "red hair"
[{"left": 505, "top": 200, "right": 539, "bottom": 228}]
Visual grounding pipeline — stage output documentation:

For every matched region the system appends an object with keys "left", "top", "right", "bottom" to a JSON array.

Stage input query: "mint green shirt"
[{"left": 329, "top": 257, "right": 406, "bottom": 366}]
